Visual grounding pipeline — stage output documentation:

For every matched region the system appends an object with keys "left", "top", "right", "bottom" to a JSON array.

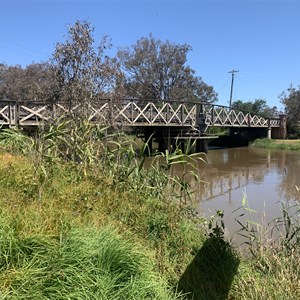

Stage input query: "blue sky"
[{"left": 1, "top": 0, "right": 299, "bottom": 110}]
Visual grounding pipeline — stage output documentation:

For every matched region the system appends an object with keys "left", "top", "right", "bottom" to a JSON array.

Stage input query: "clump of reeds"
[{"left": 230, "top": 196, "right": 300, "bottom": 299}]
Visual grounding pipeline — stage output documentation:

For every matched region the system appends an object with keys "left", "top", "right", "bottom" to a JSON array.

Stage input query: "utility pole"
[{"left": 228, "top": 69, "right": 239, "bottom": 108}]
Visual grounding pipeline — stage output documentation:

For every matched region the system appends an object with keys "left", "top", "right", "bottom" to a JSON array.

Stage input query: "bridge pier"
[
  {"left": 141, "top": 126, "right": 211, "bottom": 155},
  {"left": 196, "top": 139, "right": 208, "bottom": 153},
  {"left": 267, "top": 127, "right": 272, "bottom": 139}
]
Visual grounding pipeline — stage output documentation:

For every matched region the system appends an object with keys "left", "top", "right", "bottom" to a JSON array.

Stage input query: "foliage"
[
  {"left": 117, "top": 34, "right": 217, "bottom": 102},
  {"left": 1, "top": 21, "right": 216, "bottom": 106},
  {"left": 1, "top": 122, "right": 300, "bottom": 299},
  {"left": 232, "top": 98, "right": 279, "bottom": 118},
  {"left": 0, "top": 124, "right": 205, "bottom": 286},
  {"left": 51, "top": 20, "right": 120, "bottom": 108},
  {"left": 0, "top": 62, "right": 57, "bottom": 101},
  {"left": 280, "top": 85, "right": 300, "bottom": 137}
]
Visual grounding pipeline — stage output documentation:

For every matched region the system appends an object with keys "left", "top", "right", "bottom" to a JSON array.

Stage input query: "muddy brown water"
[
  {"left": 191, "top": 147, "right": 300, "bottom": 242},
  {"left": 153, "top": 146, "right": 300, "bottom": 243}
]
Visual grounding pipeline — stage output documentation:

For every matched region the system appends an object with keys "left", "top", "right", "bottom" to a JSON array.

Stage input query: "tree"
[
  {"left": 51, "top": 20, "right": 119, "bottom": 109},
  {"left": 232, "top": 99, "right": 278, "bottom": 118},
  {"left": 280, "top": 85, "right": 300, "bottom": 136},
  {"left": 117, "top": 34, "right": 217, "bottom": 102},
  {"left": 0, "top": 62, "right": 56, "bottom": 101}
]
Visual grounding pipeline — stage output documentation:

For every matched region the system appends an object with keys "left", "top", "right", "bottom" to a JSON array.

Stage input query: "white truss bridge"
[{"left": 0, "top": 99, "right": 281, "bottom": 131}]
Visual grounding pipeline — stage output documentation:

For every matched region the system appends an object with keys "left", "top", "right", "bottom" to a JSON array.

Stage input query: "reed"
[
  {"left": 0, "top": 121, "right": 204, "bottom": 297},
  {"left": 1, "top": 121, "right": 299, "bottom": 299},
  {"left": 230, "top": 196, "right": 300, "bottom": 299}
]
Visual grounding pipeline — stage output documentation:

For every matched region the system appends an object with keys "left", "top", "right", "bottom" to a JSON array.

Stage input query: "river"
[{"left": 188, "top": 147, "right": 300, "bottom": 242}]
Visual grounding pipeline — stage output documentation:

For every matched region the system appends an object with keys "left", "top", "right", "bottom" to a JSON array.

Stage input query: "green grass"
[
  {"left": 0, "top": 218, "right": 183, "bottom": 299},
  {"left": 0, "top": 124, "right": 300, "bottom": 299},
  {"left": 251, "top": 138, "right": 300, "bottom": 151}
]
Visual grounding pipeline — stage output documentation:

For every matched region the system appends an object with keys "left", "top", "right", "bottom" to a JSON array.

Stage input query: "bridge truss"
[{"left": 0, "top": 99, "right": 281, "bottom": 131}]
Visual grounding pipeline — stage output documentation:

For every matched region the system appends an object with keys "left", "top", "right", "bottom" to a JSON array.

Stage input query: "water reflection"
[{"left": 183, "top": 147, "right": 300, "bottom": 239}]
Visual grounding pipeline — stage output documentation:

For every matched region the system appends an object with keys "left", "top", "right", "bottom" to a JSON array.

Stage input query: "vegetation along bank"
[
  {"left": 0, "top": 18, "right": 300, "bottom": 300},
  {"left": 0, "top": 120, "right": 299, "bottom": 300},
  {"left": 251, "top": 138, "right": 300, "bottom": 151}
]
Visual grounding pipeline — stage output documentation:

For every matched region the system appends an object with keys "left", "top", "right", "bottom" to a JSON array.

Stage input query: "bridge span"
[{"left": 0, "top": 99, "right": 286, "bottom": 152}]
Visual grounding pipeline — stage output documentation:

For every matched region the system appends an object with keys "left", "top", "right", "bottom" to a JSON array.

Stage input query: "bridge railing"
[
  {"left": 110, "top": 99, "right": 198, "bottom": 126},
  {"left": 0, "top": 99, "right": 281, "bottom": 129},
  {"left": 0, "top": 100, "right": 17, "bottom": 126},
  {"left": 202, "top": 103, "right": 281, "bottom": 128}
]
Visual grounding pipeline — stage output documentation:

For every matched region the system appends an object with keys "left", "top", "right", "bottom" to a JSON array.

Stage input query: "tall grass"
[
  {"left": 0, "top": 216, "right": 184, "bottom": 299},
  {"left": 229, "top": 196, "right": 300, "bottom": 299},
  {"left": 1, "top": 121, "right": 300, "bottom": 299},
  {"left": 0, "top": 120, "right": 205, "bottom": 297}
]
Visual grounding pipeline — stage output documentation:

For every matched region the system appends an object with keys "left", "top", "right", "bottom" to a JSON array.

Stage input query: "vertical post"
[
  {"left": 8, "top": 101, "right": 12, "bottom": 126},
  {"left": 166, "top": 103, "right": 169, "bottom": 124},
  {"left": 196, "top": 102, "right": 205, "bottom": 131},
  {"left": 150, "top": 103, "right": 153, "bottom": 124},
  {"left": 196, "top": 103, "right": 200, "bottom": 127},
  {"left": 181, "top": 104, "right": 184, "bottom": 125},
  {"left": 131, "top": 101, "right": 134, "bottom": 124},
  {"left": 211, "top": 105, "right": 215, "bottom": 125},
  {"left": 267, "top": 119, "right": 271, "bottom": 139},
  {"left": 167, "top": 127, "right": 171, "bottom": 152},
  {"left": 228, "top": 69, "right": 239, "bottom": 108},
  {"left": 14, "top": 101, "right": 19, "bottom": 128},
  {"left": 196, "top": 139, "right": 208, "bottom": 153},
  {"left": 267, "top": 127, "right": 272, "bottom": 139}
]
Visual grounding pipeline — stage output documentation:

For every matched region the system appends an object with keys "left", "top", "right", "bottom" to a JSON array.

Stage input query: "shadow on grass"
[{"left": 178, "top": 236, "right": 240, "bottom": 300}]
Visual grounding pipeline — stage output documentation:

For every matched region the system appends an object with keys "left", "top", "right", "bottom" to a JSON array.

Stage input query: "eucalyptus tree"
[
  {"left": 280, "top": 85, "right": 300, "bottom": 136},
  {"left": 51, "top": 20, "right": 119, "bottom": 110},
  {"left": 0, "top": 62, "right": 56, "bottom": 101},
  {"left": 232, "top": 99, "right": 279, "bottom": 118},
  {"left": 117, "top": 34, "right": 217, "bottom": 102}
]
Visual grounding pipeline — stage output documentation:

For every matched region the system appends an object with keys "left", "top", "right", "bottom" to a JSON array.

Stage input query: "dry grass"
[{"left": 273, "top": 139, "right": 300, "bottom": 144}]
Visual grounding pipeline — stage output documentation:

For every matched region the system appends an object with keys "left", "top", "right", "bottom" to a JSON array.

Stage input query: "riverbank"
[
  {"left": 0, "top": 124, "right": 299, "bottom": 299},
  {"left": 251, "top": 138, "right": 300, "bottom": 151}
]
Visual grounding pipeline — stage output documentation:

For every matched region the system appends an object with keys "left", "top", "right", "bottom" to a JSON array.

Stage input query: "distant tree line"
[
  {"left": 0, "top": 20, "right": 298, "bottom": 135},
  {"left": 0, "top": 20, "right": 217, "bottom": 106},
  {"left": 231, "top": 99, "right": 279, "bottom": 118}
]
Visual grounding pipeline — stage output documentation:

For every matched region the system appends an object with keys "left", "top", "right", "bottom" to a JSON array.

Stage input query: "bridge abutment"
[{"left": 271, "top": 115, "right": 287, "bottom": 139}]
